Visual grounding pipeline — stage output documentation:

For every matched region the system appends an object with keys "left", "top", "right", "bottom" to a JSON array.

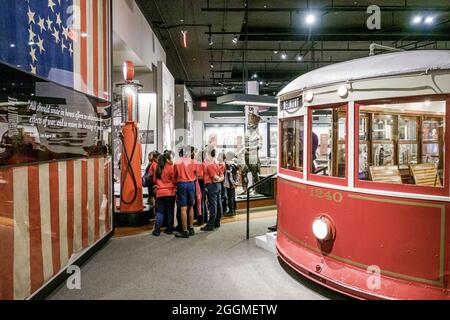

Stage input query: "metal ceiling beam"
[
  {"left": 208, "top": 47, "right": 372, "bottom": 52},
  {"left": 201, "top": 5, "right": 450, "bottom": 12},
  {"left": 209, "top": 60, "right": 339, "bottom": 64},
  {"left": 205, "top": 28, "right": 450, "bottom": 41}
]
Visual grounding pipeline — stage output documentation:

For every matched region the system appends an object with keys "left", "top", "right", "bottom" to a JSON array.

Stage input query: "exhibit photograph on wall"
[{"left": 161, "top": 63, "right": 175, "bottom": 152}]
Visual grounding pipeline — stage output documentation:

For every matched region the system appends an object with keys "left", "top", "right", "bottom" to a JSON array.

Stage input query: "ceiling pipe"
[
  {"left": 201, "top": 5, "right": 450, "bottom": 12},
  {"left": 369, "top": 43, "right": 404, "bottom": 56}
]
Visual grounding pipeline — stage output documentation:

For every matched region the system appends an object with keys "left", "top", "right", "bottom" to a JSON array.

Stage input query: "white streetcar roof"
[{"left": 278, "top": 50, "right": 450, "bottom": 97}]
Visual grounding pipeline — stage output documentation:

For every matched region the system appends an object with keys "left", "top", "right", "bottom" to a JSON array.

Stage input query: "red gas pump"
[{"left": 114, "top": 61, "right": 150, "bottom": 226}]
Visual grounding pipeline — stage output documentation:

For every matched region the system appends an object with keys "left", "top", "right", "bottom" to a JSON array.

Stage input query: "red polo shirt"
[
  {"left": 174, "top": 158, "right": 197, "bottom": 183},
  {"left": 153, "top": 163, "right": 176, "bottom": 198},
  {"left": 204, "top": 160, "right": 225, "bottom": 185}
]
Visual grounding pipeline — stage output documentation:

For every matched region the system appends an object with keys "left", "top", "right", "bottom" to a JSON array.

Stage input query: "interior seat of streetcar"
[
  {"left": 409, "top": 163, "right": 442, "bottom": 187},
  {"left": 369, "top": 166, "right": 403, "bottom": 184}
]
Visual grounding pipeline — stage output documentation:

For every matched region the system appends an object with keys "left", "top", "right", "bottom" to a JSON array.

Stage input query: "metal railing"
[{"left": 246, "top": 173, "right": 277, "bottom": 240}]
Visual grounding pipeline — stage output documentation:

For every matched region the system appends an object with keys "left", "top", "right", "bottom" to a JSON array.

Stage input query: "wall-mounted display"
[{"left": 0, "top": 0, "right": 111, "bottom": 101}]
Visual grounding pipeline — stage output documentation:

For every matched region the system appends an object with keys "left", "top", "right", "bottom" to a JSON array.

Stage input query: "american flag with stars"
[{"left": 0, "top": 0, "right": 111, "bottom": 101}]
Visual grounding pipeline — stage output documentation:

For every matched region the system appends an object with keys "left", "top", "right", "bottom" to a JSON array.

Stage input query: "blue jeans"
[
  {"left": 154, "top": 196, "right": 175, "bottom": 234},
  {"left": 206, "top": 183, "right": 222, "bottom": 229}
]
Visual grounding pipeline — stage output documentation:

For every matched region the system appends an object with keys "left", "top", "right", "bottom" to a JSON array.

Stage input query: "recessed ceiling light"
[
  {"left": 424, "top": 16, "right": 434, "bottom": 24},
  {"left": 281, "top": 52, "right": 287, "bottom": 60},
  {"left": 297, "top": 54, "right": 303, "bottom": 61},
  {"left": 412, "top": 16, "right": 423, "bottom": 24},
  {"left": 306, "top": 14, "right": 316, "bottom": 25}
]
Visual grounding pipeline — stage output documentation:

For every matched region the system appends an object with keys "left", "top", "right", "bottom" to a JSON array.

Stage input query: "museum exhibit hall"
[{"left": 1, "top": 0, "right": 450, "bottom": 305}]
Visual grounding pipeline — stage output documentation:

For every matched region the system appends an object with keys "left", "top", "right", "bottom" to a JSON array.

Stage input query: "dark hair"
[
  {"left": 155, "top": 153, "right": 168, "bottom": 180},
  {"left": 210, "top": 148, "right": 216, "bottom": 158}
]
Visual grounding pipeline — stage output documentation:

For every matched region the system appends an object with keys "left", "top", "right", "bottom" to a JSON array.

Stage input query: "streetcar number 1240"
[{"left": 310, "top": 188, "right": 343, "bottom": 203}]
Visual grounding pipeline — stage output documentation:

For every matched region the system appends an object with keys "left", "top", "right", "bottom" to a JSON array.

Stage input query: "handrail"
[{"left": 246, "top": 173, "right": 277, "bottom": 240}]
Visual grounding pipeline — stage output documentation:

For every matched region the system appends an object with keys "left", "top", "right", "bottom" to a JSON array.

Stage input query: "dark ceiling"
[{"left": 136, "top": 0, "right": 450, "bottom": 103}]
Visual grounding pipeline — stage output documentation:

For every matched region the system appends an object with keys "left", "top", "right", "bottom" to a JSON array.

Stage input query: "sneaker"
[
  {"left": 152, "top": 230, "right": 160, "bottom": 237},
  {"left": 188, "top": 228, "right": 195, "bottom": 236},
  {"left": 175, "top": 231, "right": 190, "bottom": 238},
  {"left": 165, "top": 229, "right": 173, "bottom": 235},
  {"left": 214, "top": 224, "right": 221, "bottom": 229},
  {"left": 201, "top": 226, "right": 214, "bottom": 232}
]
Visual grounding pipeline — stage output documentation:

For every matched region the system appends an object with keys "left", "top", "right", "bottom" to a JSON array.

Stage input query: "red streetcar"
[{"left": 276, "top": 50, "right": 450, "bottom": 300}]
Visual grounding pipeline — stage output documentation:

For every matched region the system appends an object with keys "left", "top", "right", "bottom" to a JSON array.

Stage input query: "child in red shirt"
[
  {"left": 173, "top": 146, "right": 197, "bottom": 238},
  {"left": 152, "top": 153, "right": 176, "bottom": 236},
  {"left": 202, "top": 148, "right": 225, "bottom": 232}
]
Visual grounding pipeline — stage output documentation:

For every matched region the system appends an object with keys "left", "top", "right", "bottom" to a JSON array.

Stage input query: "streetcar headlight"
[{"left": 312, "top": 216, "right": 335, "bottom": 241}]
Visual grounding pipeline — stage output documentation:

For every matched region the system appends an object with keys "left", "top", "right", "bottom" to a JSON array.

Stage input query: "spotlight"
[
  {"left": 306, "top": 14, "right": 316, "bottom": 25},
  {"left": 210, "top": 63, "right": 214, "bottom": 69},
  {"left": 424, "top": 16, "right": 434, "bottom": 24},
  {"left": 259, "top": 81, "right": 264, "bottom": 86},
  {"left": 412, "top": 16, "right": 423, "bottom": 24},
  {"left": 252, "top": 73, "right": 258, "bottom": 79},
  {"left": 208, "top": 37, "right": 214, "bottom": 46},
  {"left": 232, "top": 35, "right": 239, "bottom": 44},
  {"left": 281, "top": 52, "right": 287, "bottom": 60},
  {"left": 273, "top": 50, "right": 278, "bottom": 54},
  {"left": 297, "top": 54, "right": 303, "bottom": 61}
]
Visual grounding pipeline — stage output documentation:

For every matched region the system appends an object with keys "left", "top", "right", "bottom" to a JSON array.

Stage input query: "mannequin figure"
[{"left": 240, "top": 111, "right": 263, "bottom": 195}]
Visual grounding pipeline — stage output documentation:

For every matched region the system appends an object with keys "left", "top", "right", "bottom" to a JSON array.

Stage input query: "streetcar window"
[
  {"left": 358, "top": 100, "right": 445, "bottom": 188},
  {"left": 281, "top": 117, "right": 304, "bottom": 172},
  {"left": 311, "top": 106, "right": 347, "bottom": 178}
]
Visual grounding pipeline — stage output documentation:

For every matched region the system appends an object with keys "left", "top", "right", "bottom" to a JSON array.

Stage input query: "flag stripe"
[
  {"left": 98, "top": 0, "right": 104, "bottom": 100},
  {"left": 73, "top": 0, "right": 81, "bottom": 93},
  {"left": 99, "top": 157, "right": 106, "bottom": 236},
  {"left": 13, "top": 167, "right": 30, "bottom": 300},
  {"left": 105, "top": 160, "right": 111, "bottom": 232},
  {"left": 103, "top": 0, "right": 108, "bottom": 100},
  {"left": 0, "top": 168, "right": 14, "bottom": 300},
  {"left": 73, "top": 160, "right": 83, "bottom": 253},
  {"left": 28, "top": 166, "right": 44, "bottom": 294},
  {"left": 39, "top": 164, "right": 54, "bottom": 282},
  {"left": 81, "top": 160, "right": 88, "bottom": 248},
  {"left": 88, "top": 159, "right": 95, "bottom": 245},
  {"left": 66, "top": 161, "right": 75, "bottom": 258},
  {"left": 92, "top": 0, "right": 99, "bottom": 98},
  {"left": 49, "top": 162, "right": 61, "bottom": 274},
  {"left": 80, "top": 0, "right": 88, "bottom": 95},
  {"left": 94, "top": 158, "right": 100, "bottom": 241}
]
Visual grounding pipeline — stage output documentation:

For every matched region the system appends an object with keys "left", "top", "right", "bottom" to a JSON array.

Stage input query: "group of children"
[{"left": 143, "top": 146, "right": 239, "bottom": 239}]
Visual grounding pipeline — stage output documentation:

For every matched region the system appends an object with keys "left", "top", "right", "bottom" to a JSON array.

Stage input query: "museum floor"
[{"left": 48, "top": 212, "right": 347, "bottom": 300}]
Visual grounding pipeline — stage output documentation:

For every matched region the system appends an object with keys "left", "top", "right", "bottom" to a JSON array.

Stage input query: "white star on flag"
[
  {"left": 27, "top": 6, "right": 35, "bottom": 25},
  {"left": 62, "top": 26, "right": 69, "bottom": 40},
  {"left": 46, "top": 17, "right": 53, "bottom": 30},
  {"left": 69, "top": 43, "right": 73, "bottom": 57},
  {"left": 29, "top": 47, "right": 37, "bottom": 63},
  {"left": 48, "top": 0, "right": 56, "bottom": 13},
  {"left": 56, "top": 12, "right": 62, "bottom": 27},
  {"left": 51, "top": 27, "right": 60, "bottom": 43},
  {"left": 30, "top": 64, "right": 37, "bottom": 75},
  {"left": 28, "top": 26, "right": 36, "bottom": 43},
  {"left": 61, "top": 41, "right": 67, "bottom": 53},
  {"left": 36, "top": 36, "right": 45, "bottom": 54},
  {"left": 37, "top": 16, "right": 46, "bottom": 32}
]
